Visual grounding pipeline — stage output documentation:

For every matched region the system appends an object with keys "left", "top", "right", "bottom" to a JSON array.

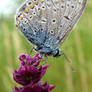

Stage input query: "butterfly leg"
[
  {"left": 39, "top": 54, "right": 47, "bottom": 65},
  {"left": 44, "top": 54, "right": 48, "bottom": 64},
  {"left": 29, "top": 47, "right": 35, "bottom": 55},
  {"left": 40, "top": 54, "right": 43, "bottom": 59},
  {"left": 42, "top": 54, "right": 48, "bottom": 65}
]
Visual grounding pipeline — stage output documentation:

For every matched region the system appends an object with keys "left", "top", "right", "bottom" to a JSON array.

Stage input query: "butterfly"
[{"left": 15, "top": 0, "right": 87, "bottom": 58}]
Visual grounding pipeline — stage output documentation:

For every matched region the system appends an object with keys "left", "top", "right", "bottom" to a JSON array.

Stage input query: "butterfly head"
[{"left": 52, "top": 49, "right": 61, "bottom": 57}]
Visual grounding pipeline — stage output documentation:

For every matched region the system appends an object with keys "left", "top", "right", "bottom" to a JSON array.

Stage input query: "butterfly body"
[{"left": 15, "top": 0, "right": 87, "bottom": 57}]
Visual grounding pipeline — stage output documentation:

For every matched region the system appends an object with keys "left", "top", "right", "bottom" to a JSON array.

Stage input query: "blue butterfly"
[{"left": 15, "top": 0, "right": 87, "bottom": 58}]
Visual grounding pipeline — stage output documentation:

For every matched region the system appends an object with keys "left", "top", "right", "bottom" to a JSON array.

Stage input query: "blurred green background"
[{"left": 0, "top": 0, "right": 91, "bottom": 92}]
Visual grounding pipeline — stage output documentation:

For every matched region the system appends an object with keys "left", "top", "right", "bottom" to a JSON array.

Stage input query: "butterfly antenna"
[
  {"left": 62, "top": 52, "right": 76, "bottom": 72},
  {"left": 40, "top": 54, "right": 48, "bottom": 65}
]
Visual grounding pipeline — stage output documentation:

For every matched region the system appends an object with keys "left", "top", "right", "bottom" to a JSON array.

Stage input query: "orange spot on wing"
[
  {"left": 24, "top": 9, "right": 29, "bottom": 13},
  {"left": 29, "top": 4, "right": 34, "bottom": 9}
]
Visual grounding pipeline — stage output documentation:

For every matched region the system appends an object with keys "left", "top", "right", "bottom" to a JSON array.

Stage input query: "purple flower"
[
  {"left": 13, "top": 53, "right": 49, "bottom": 86},
  {"left": 13, "top": 64, "right": 49, "bottom": 86},
  {"left": 19, "top": 53, "right": 41, "bottom": 66},
  {"left": 13, "top": 82, "right": 55, "bottom": 92},
  {"left": 13, "top": 53, "right": 55, "bottom": 92}
]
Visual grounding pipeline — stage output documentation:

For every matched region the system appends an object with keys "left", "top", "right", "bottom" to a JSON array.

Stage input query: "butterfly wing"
[
  {"left": 42, "top": 0, "right": 87, "bottom": 46},
  {"left": 15, "top": 0, "right": 50, "bottom": 46},
  {"left": 52, "top": 0, "right": 87, "bottom": 45},
  {"left": 15, "top": 0, "right": 87, "bottom": 48}
]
